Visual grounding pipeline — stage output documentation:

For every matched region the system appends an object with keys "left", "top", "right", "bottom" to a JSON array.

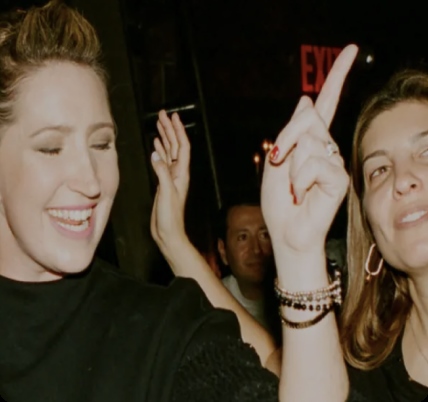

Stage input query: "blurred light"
[
  {"left": 262, "top": 140, "right": 270, "bottom": 151},
  {"left": 253, "top": 153, "right": 261, "bottom": 164},
  {"left": 366, "top": 54, "right": 374, "bottom": 64},
  {"left": 262, "top": 140, "right": 273, "bottom": 152}
]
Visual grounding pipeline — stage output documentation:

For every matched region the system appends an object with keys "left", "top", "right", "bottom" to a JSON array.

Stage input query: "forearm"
[
  {"left": 161, "top": 237, "right": 279, "bottom": 374},
  {"left": 275, "top": 248, "right": 349, "bottom": 402}
]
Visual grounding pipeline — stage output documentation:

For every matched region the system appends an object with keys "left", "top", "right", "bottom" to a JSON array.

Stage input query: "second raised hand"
[
  {"left": 150, "top": 110, "right": 191, "bottom": 253},
  {"left": 261, "top": 44, "right": 358, "bottom": 254}
]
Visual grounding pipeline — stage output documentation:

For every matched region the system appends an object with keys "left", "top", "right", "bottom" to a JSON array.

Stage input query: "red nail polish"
[
  {"left": 290, "top": 184, "right": 297, "bottom": 204},
  {"left": 270, "top": 145, "right": 279, "bottom": 161}
]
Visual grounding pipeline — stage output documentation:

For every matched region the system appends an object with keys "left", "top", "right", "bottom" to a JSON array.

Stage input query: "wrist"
[
  {"left": 158, "top": 231, "right": 191, "bottom": 256},
  {"left": 273, "top": 248, "right": 329, "bottom": 291}
]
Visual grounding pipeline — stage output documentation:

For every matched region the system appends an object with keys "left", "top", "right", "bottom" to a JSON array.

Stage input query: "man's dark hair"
[{"left": 215, "top": 187, "right": 261, "bottom": 242}]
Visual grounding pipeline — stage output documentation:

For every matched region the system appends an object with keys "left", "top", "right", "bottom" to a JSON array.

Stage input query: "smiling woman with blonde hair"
[{"left": 0, "top": 2, "right": 282, "bottom": 401}]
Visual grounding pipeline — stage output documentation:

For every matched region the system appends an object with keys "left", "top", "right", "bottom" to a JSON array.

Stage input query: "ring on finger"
[{"left": 326, "top": 140, "right": 339, "bottom": 157}]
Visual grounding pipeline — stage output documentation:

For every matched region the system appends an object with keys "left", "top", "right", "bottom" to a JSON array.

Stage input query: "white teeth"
[
  {"left": 56, "top": 220, "right": 89, "bottom": 232},
  {"left": 401, "top": 210, "right": 427, "bottom": 223},
  {"left": 48, "top": 208, "right": 93, "bottom": 222}
]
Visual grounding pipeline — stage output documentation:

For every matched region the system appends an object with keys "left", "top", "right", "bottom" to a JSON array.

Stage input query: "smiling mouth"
[
  {"left": 400, "top": 210, "right": 427, "bottom": 224},
  {"left": 48, "top": 208, "right": 93, "bottom": 232}
]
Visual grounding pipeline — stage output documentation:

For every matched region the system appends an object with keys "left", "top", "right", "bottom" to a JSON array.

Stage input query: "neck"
[
  {"left": 236, "top": 279, "right": 264, "bottom": 301},
  {"left": 408, "top": 273, "right": 428, "bottom": 336},
  {"left": 403, "top": 273, "right": 428, "bottom": 386}
]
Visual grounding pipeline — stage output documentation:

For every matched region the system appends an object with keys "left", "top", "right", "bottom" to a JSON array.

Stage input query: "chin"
[
  {"left": 47, "top": 250, "right": 96, "bottom": 276},
  {"left": 392, "top": 244, "right": 428, "bottom": 273}
]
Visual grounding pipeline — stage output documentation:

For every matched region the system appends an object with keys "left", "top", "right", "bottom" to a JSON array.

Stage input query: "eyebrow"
[
  {"left": 362, "top": 129, "right": 428, "bottom": 165},
  {"left": 411, "top": 129, "right": 428, "bottom": 143},
  {"left": 232, "top": 226, "right": 267, "bottom": 233},
  {"left": 29, "top": 122, "right": 116, "bottom": 138}
]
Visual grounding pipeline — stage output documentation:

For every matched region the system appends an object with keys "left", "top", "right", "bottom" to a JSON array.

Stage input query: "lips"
[
  {"left": 47, "top": 204, "right": 97, "bottom": 238},
  {"left": 394, "top": 204, "right": 428, "bottom": 229},
  {"left": 246, "top": 259, "right": 266, "bottom": 268}
]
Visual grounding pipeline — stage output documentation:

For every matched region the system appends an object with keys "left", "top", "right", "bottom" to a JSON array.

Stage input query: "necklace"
[{"left": 409, "top": 313, "right": 428, "bottom": 367}]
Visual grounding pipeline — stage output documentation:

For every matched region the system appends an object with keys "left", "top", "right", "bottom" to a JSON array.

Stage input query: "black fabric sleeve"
[
  {"left": 346, "top": 389, "right": 371, "bottom": 402},
  {"left": 171, "top": 335, "right": 279, "bottom": 402},
  {"left": 166, "top": 278, "right": 279, "bottom": 402}
]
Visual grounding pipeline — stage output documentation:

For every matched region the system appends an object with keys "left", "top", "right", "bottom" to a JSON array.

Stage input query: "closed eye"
[
  {"left": 91, "top": 142, "right": 112, "bottom": 151},
  {"left": 39, "top": 147, "right": 61, "bottom": 156}
]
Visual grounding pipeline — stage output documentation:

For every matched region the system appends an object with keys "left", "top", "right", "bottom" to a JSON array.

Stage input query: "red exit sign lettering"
[{"left": 300, "top": 45, "right": 342, "bottom": 93}]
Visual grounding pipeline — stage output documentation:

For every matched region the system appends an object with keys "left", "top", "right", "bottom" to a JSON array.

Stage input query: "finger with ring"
[{"left": 326, "top": 140, "right": 339, "bottom": 157}]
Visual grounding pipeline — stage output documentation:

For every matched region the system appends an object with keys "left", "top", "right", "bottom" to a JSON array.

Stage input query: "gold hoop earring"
[{"left": 365, "top": 243, "right": 383, "bottom": 282}]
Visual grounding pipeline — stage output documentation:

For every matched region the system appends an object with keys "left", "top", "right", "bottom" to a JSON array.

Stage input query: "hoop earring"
[{"left": 365, "top": 243, "right": 383, "bottom": 282}]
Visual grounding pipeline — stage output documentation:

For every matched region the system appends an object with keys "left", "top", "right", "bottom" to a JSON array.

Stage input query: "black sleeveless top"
[{"left": 347, "top": 334, "right": 428, "bottom": 401}]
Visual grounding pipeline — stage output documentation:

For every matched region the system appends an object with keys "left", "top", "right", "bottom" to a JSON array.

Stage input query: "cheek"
[
  {"left": 98, "top": 154, "right": 119, "bottom": 195},
  {"left": 261, "top": 242, "right": 273, "bottom": 255},
  {"left": 231, "top": 244, "right": 246, "bottom": 262},
  {"left": 3, "top": 170, "right": 57, "bottom": 224},
  {"left": 364, "top": 194, "right": 390, "bottom": 243},
  {"left": 0, "top": 156, "right": 53, "bottom": 205}
]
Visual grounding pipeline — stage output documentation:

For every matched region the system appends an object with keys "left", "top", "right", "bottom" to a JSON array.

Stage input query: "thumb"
[
  {"left": 150, "top": 190, "right": 159, "bottom": 240},
  {"left": 151, "top": 151, "right": 174, "bottom": 196}
]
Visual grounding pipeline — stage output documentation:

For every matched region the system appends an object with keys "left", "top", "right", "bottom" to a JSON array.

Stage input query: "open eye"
[
  {"left": 259, "top": 230, "right": 270, "bottom": 241},
  {"left": 237, "top": 233, "right": 248, "bottom": 241},
  {"left": 369, "top": 166, "right": 388, "bottom": 181}
]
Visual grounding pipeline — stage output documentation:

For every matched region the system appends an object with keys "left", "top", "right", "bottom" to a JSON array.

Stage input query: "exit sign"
[{"left": 300, "top": 45, "right": 342, "bottom": 93}]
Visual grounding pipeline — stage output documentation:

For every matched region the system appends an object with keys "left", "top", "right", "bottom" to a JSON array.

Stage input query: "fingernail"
[
  {"left": 152, "top": 151, "right": 160, "bottom": 162},
  {"left": 269, "top": 145, "right": 279, "bottom": 161},
  {"left": 294, "top": 193, "right": 300, "bottom": 205},
  {"left": 290, "top": 183, "right": 297, "bottom": 204}
]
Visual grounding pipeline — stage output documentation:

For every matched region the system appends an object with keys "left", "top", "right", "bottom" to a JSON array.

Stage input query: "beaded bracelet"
[
  {"left": 279, "top": 303, "right": 334, "bottom": 329},
  {"left": 274, "top": 270, "right": 342, "bottom": 311}
]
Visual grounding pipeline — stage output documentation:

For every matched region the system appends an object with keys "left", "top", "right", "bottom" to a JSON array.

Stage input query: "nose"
[
  {"left": 252, "top": 237, "right": 262, "bottom": 255},
  {"left": 67, "top": 149, "right": 101, "bottom": 199},
  {"left": 393, "top": 164, "right": 422, "bottom": 199}
]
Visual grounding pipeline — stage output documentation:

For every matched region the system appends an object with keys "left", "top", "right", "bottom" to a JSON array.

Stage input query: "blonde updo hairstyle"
[{"left": 0, "top": 0, "right": 106, "bottom": 127}]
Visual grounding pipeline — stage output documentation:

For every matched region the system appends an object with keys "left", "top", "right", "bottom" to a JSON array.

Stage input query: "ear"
[{"left": 217, "top": 238, "right": 228, "bottom": 266}]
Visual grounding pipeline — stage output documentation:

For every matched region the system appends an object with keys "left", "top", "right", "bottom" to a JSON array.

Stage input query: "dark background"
[
  {"left": 121, "top": 0, "right": 428, "bottom": 239},
  {"left": 2, "top": 0, "right": 427, "bottom": 281}
]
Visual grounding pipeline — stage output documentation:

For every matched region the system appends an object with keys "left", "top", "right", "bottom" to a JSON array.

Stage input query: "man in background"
[{"left": 216, "top": 191, "right": 280, "bottom": 340}]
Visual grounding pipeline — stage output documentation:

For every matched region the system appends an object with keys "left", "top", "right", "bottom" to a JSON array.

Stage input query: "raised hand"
[
  {"left": 261, "top": 45, "right": 358, "bottom": 256},
  {"left": 150, "top": 110, "right": 190, "bottom": 254}
]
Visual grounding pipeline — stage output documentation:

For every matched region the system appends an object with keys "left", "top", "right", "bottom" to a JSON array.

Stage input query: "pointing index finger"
[{"left": 315, "top": 44, "right": 358, "bottom": 128}]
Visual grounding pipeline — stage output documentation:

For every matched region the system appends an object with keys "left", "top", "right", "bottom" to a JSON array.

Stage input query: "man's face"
[{"left": 218, "top": 205, "right": 273, "bottom": 285}]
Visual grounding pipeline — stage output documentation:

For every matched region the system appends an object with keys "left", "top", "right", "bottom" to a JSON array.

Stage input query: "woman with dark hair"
[{"left": 261, "top": 54, "right": 428, "bottom": 400}]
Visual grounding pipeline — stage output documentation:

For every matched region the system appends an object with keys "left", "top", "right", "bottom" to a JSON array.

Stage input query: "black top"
[
  {"left": 0, "top": 258, "right": 278, "bottom": 402},
  {"left": 347, "top": 335, "right": 428, "bottom": 402}
]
